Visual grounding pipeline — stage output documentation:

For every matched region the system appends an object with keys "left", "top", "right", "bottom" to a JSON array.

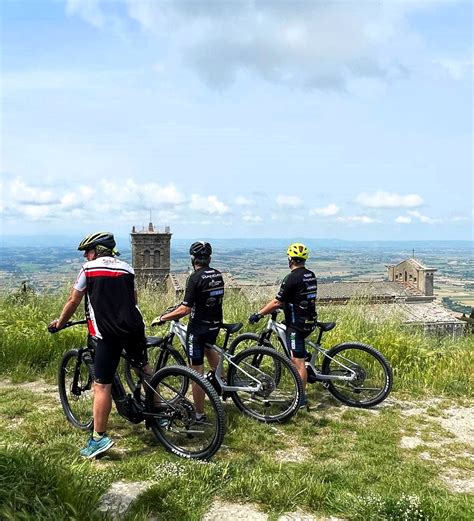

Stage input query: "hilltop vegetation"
[
  {"left": 1, "top": 286, "right": 472, "bottom": 396},
  {"left": 0, "top": 287, "right": 473, "bottom": 520}
]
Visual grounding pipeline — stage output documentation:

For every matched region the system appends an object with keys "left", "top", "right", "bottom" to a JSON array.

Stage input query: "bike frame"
[
  {"left": 72, "top": 336, "right": 173, "bottom": 423},
  {"left": 260, "top": 314, "right": 359, "bottom": 383},
  {"left": 167, "top": 320, "right": 267, "bottom": 395}
]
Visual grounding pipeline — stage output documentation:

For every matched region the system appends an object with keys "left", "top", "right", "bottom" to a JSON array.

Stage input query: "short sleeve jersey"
[
  {"left": 276, "top": 266, "right": 317, "bottom": 332},
  {"left": 73, "top": 256, "right": 145, "bottom": 339},
  {"left": 182, "top": 267, "right": 225, "bottom": 325}
]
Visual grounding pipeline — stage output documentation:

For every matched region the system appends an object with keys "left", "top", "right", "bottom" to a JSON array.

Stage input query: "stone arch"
[
  {"left": 143, "top": 249, "right": 150, "bottom": 267},
  {"left": 153, "top": 250, "right": 161, "bottom": 268}
]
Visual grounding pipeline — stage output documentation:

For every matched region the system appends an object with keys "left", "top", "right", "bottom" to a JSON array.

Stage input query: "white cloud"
[
  {"left": 276, "top": 195, "right": 303, "bottom": 208},
  {"left": 189, "top": 194, "right": 229, "bottom": 215},
  {"left": 435, "top": 57, "right": 474, "bottom": 81},
  {"left": 309, "top": 203, "right": 340, "bottom": 217},
  {"left": 1, "top": 176, "right": 187, "bottom": 223},
  {"left": 242, "top": 211, "right": 263, "bottom": 223},
  {"left": 9, "top": 177, "right": 58, "bottom": 205},
  {"left": 65, "top": 0, "right": 105, "bottom": 28},
  {"left": 356, "top": 191, "right": 423, "bottom": 208},
  {"left": 407, "top": 210, "right": 442, "bottom": 224},
  {"left": 63, "top": 0, "right": 433, "bottom": 91},
  {"left": 395, "top": 215, "right": 411, "bottom": 224},
  {"left": 337, "top": 215, "right": 378, "bottom": 224},
  {"left": 235, "top": 196, "right": 254, "bottom": 206}
]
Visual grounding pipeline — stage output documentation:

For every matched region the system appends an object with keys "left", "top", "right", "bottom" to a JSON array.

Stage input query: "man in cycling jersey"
[
  {"left": 153, "top": 241, "right": 224, "bottom": 420},
  {"left": 248, "top": 243, "right": 317, "bottom": 408},
  {"left": 49, "top": 232, "right": 150, "bottom": 458}
]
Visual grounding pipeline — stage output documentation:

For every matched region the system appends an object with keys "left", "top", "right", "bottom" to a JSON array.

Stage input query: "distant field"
[{"left": 1, "top": 243, "right": 473, "bottom": 311}]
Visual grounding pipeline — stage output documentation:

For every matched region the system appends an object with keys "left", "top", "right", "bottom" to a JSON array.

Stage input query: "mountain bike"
[
  {"left": 128, "top": 317, "right": 304, "bottom": 423},
  {"left": 51, "top": 321, "right": 225, "bottom": 460},
  {"left": 230, "top": 311, "right": 393, "bottom": 408}
]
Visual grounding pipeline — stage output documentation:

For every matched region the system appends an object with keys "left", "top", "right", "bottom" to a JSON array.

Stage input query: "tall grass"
[
  {"left": 0, "top": 286, "right": 472, "bottom": 396},
  {"left": 1, "top": 286, "right": 473, "bottom": 520}
]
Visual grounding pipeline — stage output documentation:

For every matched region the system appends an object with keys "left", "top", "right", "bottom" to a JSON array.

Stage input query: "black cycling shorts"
[
  {"left": 285, "top": 327, "right": 311, "bottom": 359},
  {"left": 185, "top": 323, "right": 219, "bottom": 365},
  {"left": 94, "top": 333, "right": 147, "bottom": 384}
]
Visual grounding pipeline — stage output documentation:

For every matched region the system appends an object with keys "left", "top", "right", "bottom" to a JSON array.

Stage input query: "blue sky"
[{"left": 1, "top": 0, "right": 473, "bottom": 241}]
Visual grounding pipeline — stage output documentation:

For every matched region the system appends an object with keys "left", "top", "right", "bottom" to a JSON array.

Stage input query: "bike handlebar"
[{"left": 48, "top": 319, "right": 87, "bottom": 333}]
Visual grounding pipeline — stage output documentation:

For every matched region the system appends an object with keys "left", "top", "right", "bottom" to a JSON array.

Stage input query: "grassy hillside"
[
  {"left": 1, "top": 286, "right": 472, "bottom": 396},
  {"left": 0, "top": 287, "right": 473, "bottom": 520}
]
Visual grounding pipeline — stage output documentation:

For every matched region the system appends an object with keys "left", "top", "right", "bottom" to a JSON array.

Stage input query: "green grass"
[{"left": 0, "top": 287, "right": 473, "bottom": 519}]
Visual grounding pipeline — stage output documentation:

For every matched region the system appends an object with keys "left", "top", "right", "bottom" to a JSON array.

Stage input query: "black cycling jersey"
[
  {"left": 74, "top": 256, "right": 145, "bottom": 339},
  {"left": 182, "top": 267, "right": 224, "bottom": 325},
  {"left": 276, "top": 266, "right": 317, "bottom": 332}
]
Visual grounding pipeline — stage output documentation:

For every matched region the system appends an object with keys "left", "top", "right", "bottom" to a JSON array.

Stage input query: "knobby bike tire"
[
  {"left": 229, "top": 333, "right": 284, "bottom": 385},
  {"left": 145, "top": 365, "right": 225, "bottom": 460},
  {"left": 321, "top": 342, "right": 393, "bottom": 408},
  {"left": 58, "top": 349, "right": 94, "bottom": 431},
  {"left": 228, "top": 332, "right": 274, "bottom": 356},
  {"left": 227, "top": 346, "right": 302, "bottom": 423}
]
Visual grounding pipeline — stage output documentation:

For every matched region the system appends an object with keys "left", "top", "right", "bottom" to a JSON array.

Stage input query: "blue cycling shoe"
[{"left": 80, "top": 435, "right": 114, "bottom": 459}]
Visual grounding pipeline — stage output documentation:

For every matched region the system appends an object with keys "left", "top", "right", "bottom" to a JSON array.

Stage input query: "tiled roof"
[
  {"left": 363, "top": 301, "right": 463, "bottom": 326},
  {"left": 239, "top": 281, "right": 425, "bottom": 301},
  {"left": 316, "top": 281, "right": 424, "bottom": 299}
]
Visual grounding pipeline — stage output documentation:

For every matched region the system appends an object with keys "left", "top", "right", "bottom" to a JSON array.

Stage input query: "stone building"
[
  {"left": 130, "top": 222, "right": 171, "bottom": 283},
  {"left": 387, "top": 258, "right": 436, "bottom": 296},
  {"left": 240, "top": 257, "right": 463, "bottom": 337}
]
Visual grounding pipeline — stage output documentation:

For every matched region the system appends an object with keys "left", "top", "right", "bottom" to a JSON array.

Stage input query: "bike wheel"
[
  {"left": 145, "top": 365, "right": 225, "bottom": 460},
  {"left": 58, "top": 349, "right": 94, "bottom": 431},
  {"left": 227, "top": 346, "right": 302, "bottom": 423},
  {"left": 228, "top": 333, "right": 274, "bottom": 356},
  {"left": 124, "top": 346, "right": 187, "bottom": 396},
  {"left": 321, "top": 342, "right": 393, "bottom": 407}
]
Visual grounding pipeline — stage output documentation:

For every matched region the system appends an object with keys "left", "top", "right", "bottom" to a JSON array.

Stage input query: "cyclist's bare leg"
[
  {"left": 133, "top": 363, "right": 159, "bottom": 405},
  {"left": 291, "top": 356, "right": 307, "bottom": 393},
  {"left": 190, "top": 363, "right": 205, "bottom": 415},
  {"left": 93, "top": 382, "right": 112, "bottom": 432},
  {"left": 205, "top": 347, "right": 221, "bottom": 374}
]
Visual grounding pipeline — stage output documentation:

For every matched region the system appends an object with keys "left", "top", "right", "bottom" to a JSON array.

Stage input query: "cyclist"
[
  {"left": 49, "top": 232, "right": 152, "bottom": 458},
  {"left": 248, "top": 243, "right": 317, "bottom": 408},
  {"left": 153, "top": 241, "right": 224, "bottom": 421}
]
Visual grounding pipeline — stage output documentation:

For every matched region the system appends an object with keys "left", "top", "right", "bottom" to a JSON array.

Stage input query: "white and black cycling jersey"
[
  {"left": 182, "top": 267, "right": 225, "bottom": 325},
  {"left": 276, "top": 266, "right": 317, "bottom": 332},
  {"left": 74, "top": 256, "right": 145, "bottom": 339}
]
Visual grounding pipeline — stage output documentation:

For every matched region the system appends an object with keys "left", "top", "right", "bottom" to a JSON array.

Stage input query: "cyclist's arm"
[
  {"left": 258, "top": 299, "right": 282, "bottom": 317},
  {"left": 160, "top": 304, "right": 192, "bottom": 322},
  {"left": 50, "top": 288, "right": 85, "bottom": 329}
]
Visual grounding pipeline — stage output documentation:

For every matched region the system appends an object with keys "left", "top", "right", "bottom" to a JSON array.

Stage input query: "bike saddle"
[
  {"left": 221, "top": 323, "right": 243, "bottom": 334},
  {"left": 145, "top": 336, "right": 163, "bottom": 347},
  {"left": 316, "top": 321, "right": 336, "bottom": 332}
]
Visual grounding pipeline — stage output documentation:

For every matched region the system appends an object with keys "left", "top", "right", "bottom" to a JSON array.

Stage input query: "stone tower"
[{"left": 130, "top": 222, "right": 172, "bottom": 283}]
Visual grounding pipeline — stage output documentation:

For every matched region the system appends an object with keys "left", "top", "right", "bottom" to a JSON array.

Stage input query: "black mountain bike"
[
  {"left": 52, "top": 321, "right": 225, "bottom": 460},
  {"left": 128, "top": 317, "right": 304, "bottom": 423},
  {"left": 230, "top": 311, "right": 393, "bottom": 408}
]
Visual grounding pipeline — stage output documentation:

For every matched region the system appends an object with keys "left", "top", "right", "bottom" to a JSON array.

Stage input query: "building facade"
[
  {"left": 387, "top": 258, "right": 437, "bottom": 296},
  {"left": 130, "top": 222, "right": 171, "bottom": 283}
]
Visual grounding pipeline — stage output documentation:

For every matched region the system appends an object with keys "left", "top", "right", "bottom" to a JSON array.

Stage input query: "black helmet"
[
  {"left": 189, "top": 241, "right": 212, "bottom": 257},
  {"left": 78, "top": 232, "right": 116, "bottom": 251}
]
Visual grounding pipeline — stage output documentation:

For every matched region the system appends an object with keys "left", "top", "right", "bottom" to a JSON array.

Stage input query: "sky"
[{"left": 1, "top": 0, "right": 473, "bottom": 241}]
